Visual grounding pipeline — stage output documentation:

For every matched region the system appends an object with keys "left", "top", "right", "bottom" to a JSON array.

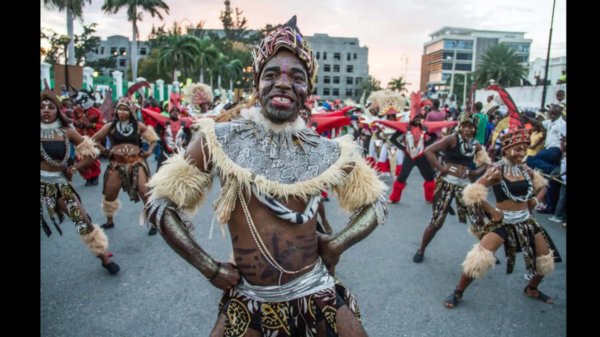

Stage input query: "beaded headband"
[
  {"left": 252, "top": 16, "right": 318, "bottom": 94},
  {"left": 115, "top": 97, "right": 136, "bottom": 114},
  {"left": 500, "top": 128, "right": 531, "bottom": 150}
]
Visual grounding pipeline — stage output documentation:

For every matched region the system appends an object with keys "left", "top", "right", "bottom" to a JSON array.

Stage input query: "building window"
[
  {"left": 347, "top": 53, "right": 351, "bottom": 61},
  {"left": 455, "top": 63, "right": 472, "bottom": 71},
  {"left": 94, "top": 48, "right": 99, "bottom": 54},
  {"left": 347, "top": 76, "right": 353, "bottom": 85},
  {"left": 442, "top": 73, "right": 451, "bottom": 81},
  {"left": 442, "top": 63, "right": 453, "bottom": 70},
  {"left": 313, "top": 87, "right": 318, "bottom": 95},
  {"left": 356, "top": 77, "right": 363, "bottom": 85},
  {"left": 119, "top": 47, "right": 126, "bottom": 56},
  {"left": 332, "top": 88, "right": 339, "bottom": 96},
  {"left": 316, "top": 52, "right": 320, "bottom": 60},
  {"left": 324, "top": 76, "right": 331, "bottom": 84},
  {"left": 353, "top": 53, "right": 357, "bottom": 60},
  {"left": 111, "top": 47, "right": 117, "bottom": 55},
  {"left": 315, "top": 76, "right": 318, "bottom": 84},
  {"left": 140, "top": 48, "right": 147, "bottom": 55},
  {"left": 443, "top": 52, "right": 473, "bottom": 61},
  {"left": 507, "top": 44, "right": 530, "bottom": 53},
  {"left": 333, "top": 65, "right": 340, "bottom": 73},
  {"left": 119, "top": 59, "right": 126, "bottom": 67},
  {"left": 324, "top": 64, "right": 331, "bottom": 72},
  {"left": 443, "top": 40, "right": 473, "bottom": 50},
  {"left": 333, "top": 76, "right": 340, "bottom": 84},
  {"left": 323, "top": 88, "right": 330, "bottom": 96},
  {"left": 323, "top": 52, "right": 327, "bottom": 60},
  {"left": 519, "top": 55, "right": 529, "bottom": 63},
  {"left": 346, "top": 89, "right": 353, "bottom": 97},
  {"left": 334, "top": 53, "right": 341, "bottom": 61},
  {"left": 100, "top": 47, "right": 105, "bottom": 55},
  {"left": 347, "top": 65, "right": 354, "bottom": 73}
]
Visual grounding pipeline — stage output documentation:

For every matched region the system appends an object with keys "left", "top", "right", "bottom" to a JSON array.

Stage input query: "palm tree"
[
  {"left": 360, "top": 77, "right": 382, "bottom": 98},
  {"left": 387, "top": 76, "right": 411, "bottom": 93},
  {"left": 473, "top": 43, "right": 528, "bottom": 88},
  {"left": 190, "top": 37, "right": 218, "bottom": 84},
  {"left": 157, "top": 32, "right": 200, "bottom": 81},
  {"left": 43, "top": 0, "right": 92, "bottom": 66},
  {"left": 213, "top": 53, "right": 243, "bottom": 92},
  {"left": 102, "top": 0, "right": 170, "bottom": 81}
]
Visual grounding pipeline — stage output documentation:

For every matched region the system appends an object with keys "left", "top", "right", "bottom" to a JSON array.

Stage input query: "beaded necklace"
[
  {"left": 499, "top": 164, "right": 534, "bottom": 203},
  {"left": 40, "top": 137, "right": 71, "bottom": 168},
  {"left": 457, "top": 134, "right": 475, "bottom": 157}
]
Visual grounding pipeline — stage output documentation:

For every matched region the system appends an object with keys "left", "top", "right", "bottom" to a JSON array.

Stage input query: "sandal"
[
  {"left": 102, "top": 262, "right": 120, "bottom": 275},
  {"left": 447, "top": 205, "right": 456, "bottom": 216},
  {"left": 148, "top": 227, "right": 158, "bottom": 236},
  {"left": 444, "top": 288, "right": 463, "bottom": 309},
  {"left": 101, "top": 223, "right": 115, "bottom": 229},
  {"left": 524, "top": 286, "right": 553, "bottom": 304}
]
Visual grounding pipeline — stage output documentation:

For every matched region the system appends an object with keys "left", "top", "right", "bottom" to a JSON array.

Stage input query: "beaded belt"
[
  {"left": 110, "top": 154, "right": 143, "bottom": 165},
  {"left": 235, "top": 259, "right": 334, "bottom": 302},
  {"left": 442, "top": 174, "right": 471, "bottom": 186},
  {"left": 500, "top": 209, "right": 531, "bottom": 224}
]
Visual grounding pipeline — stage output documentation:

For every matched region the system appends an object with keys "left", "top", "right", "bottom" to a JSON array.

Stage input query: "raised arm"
[
  {"left": 523, "top": 115, "right": 544, "bottom": 129},
  {"left": 66, "top": 128, "right": 99, "bottom": 172},
  {"left": 143, "top": 135, "right": 240, "bottom": 290}
]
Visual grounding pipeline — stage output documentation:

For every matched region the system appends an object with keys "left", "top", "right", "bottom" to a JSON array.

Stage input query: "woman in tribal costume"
[
  {"left": 40, "top": 87, "right": 119, "bottom": 274},
  {"left": 412, "top": 112, "right": 490, "bottom": 263},
  {"left": 92, "top": 97, "right": 158, "bottom": 235},
  {"left": 443, "top": 87, "right": 562, "bottom": 309}
]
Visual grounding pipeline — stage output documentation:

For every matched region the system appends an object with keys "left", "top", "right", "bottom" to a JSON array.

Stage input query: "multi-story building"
[
  {"left": 420, "top": 27, "right": 532, "bottom": 93},
  {"left": 85, "top": 35, "right": 152, "bottom": 80},
  {"left": 305, "top": 34, "right": 369, "bottom": 101}
]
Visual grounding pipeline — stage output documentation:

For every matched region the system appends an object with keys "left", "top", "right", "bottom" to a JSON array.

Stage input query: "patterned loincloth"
[
  {"left": 103, "top": 155, "right": 151, "bottom": 202},
  {"left": 430, "top": 175, "right": 484, "bottom": 231}
]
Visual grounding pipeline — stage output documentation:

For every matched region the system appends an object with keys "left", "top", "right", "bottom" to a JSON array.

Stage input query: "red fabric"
[
  {"left": 141, "top": 107, "right": 161, "bottom": 128},
  {"left": 79, "top": 158, "right": 101, "bottom": 179},
  {"left": 365, "top": 157, "right": 377, "bottom": 169},
  {"left": 378, "top": 159, "right": 391, "bottom": 173},
  {"left": 74, "top": 107, "right": 105, "bottom": 138},
  {"left": 141, "top": 108, "right": 193, "bottom": 129},
  {"left": 395, "top": 165, "right": 402, "bottom": 176},
  {"left": 321, "top": 190, "right": 328, "bottom": 198},
  {"left": 389, "top": 181, "right": 406, "bottom": 202},
  {"left": 423, "top": 180, "right": 436, "bottom": 202},
  {"left": 309, "top": 116, "right": 351, "bottom": 134}
]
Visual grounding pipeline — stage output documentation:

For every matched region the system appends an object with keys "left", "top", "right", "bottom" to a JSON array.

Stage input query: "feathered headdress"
[
  {"left": 408, "top": 91, "right": 432, "bottom": 122},
  {"left": 487, "top": 84, "right": 531, "bottom": 149},
  {"left": 167, "top": 92, "right": 182, "bottom": 113},
  {"left": 40, "top": 79, "right": 62, "bottom": 110},
  {"left": 252, "top": 16, "right": 318, "bottom": 94},
  {"left": 368, "top": 90, "right": 407, "bottom": 116},
  {"left": 183, "top": 83, "right": 213, "bottom": 111}
]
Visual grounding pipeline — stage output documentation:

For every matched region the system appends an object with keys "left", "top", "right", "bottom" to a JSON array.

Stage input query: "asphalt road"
[{"left": 41, "top": 157, "right": 566, "bottom": 337}]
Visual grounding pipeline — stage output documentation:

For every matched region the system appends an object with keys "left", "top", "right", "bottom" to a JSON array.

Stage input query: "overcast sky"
[{"left": 41, "top": 0, "right": 566, "bottom": 93}]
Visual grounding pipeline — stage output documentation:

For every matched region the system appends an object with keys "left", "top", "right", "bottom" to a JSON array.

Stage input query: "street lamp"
[
  {"left": 179, "top": 19, "right": 193, "bottom": 33},
  {"left": 93, "top": 71, "right": 99, "bottom": 78},
  {"left": 449, "top": 40, "right": 458, "bottom": 103},
  {"left": 58, "top": 35, "right": 71, "bottom": 89}
]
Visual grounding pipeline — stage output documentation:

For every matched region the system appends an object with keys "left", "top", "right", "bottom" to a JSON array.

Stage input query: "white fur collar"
[{"left": 240, "top": 106, "right": 306, "bottom": 134}]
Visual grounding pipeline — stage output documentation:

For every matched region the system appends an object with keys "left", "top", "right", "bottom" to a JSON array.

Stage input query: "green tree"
[
  {"left": 213, "top": 53, "right": 243, "bottom": 91},
  {"left": 360, "top": 77, "right": 382, "bottom": 98},
  {"left": 387, "top": 76, "right": 411, "bottom": 93},
  {"left": 42, "top": 0, "right": 92, "bottom": 65},
  {"left": 444, "top": 72, "right": 474, "bottom": 108},
  {"left": 102, "top": 0, "right": 170, "bottom": 80},
  {"left": 473, "top": 43, "right": 528, "bottom": 88},
  {"left": 85, "top": 55, "right": 118, "bottom": 76},
  {"left": 189, "top": 36, "right": 218, "bottom": 84},
  {"left": 74, "top": 23, "right": 101, "bottom": 65},
  {"left": 157, "top": 28, "right": 200, "bottom": 81},
  {"left": 41, "top": 27, "right": 64, "bottom": 65},
  {"left": 136, "top": 49, "right": 173, "bottom": 83},
  {"left": 220, "top": 6, "right": 250, "bottom": 42}
]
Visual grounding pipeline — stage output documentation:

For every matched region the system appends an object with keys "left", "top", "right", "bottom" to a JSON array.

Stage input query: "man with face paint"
[
  {"left": 443, "top": 87, "right": 561, "bottom": 309},
  {"left": 144, "top": 16, "right": 387, "bottom": 337},
  {"left": 72, "top": 86, "right": 105, "bottom": 186}
]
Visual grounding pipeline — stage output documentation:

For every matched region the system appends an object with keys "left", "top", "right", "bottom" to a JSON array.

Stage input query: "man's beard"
[{"left": 262, "top": 105, "right": 297, "bottom": 124}]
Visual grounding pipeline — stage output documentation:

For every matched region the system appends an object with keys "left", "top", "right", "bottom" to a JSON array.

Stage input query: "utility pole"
[
  {"left": 541, "top": 0, "right": 557, "bottom": 109},
  {"left": 401, "top": 54, "right": 408, "bottom": 84}
]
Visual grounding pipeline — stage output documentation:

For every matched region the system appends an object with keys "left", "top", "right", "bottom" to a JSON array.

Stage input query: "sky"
[{"left": 41, "top": 0, "right": 566, "bottom": 93}]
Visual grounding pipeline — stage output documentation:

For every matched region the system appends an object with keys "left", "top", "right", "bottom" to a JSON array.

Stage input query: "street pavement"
[{"left": 41, "top": 157, "right": 567, "bottom": 336}]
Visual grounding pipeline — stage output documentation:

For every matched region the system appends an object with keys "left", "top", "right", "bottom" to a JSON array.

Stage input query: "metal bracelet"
[{"left": 207, "top": 262, "right": 221, "bottom": 282}]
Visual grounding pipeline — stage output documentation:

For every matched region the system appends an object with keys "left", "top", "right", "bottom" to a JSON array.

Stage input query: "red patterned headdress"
[
  {"left": 167, "top": 92, "right": 182, "bottom": 113},
  {"left": 409, "top": 91, "right": 432, "bottom": 122},
  {"left": 487, "top": 84, "right": 531, "bottom": 149},
  {"left": 252, "top": 16, "right": 318, "bottom": 94}
]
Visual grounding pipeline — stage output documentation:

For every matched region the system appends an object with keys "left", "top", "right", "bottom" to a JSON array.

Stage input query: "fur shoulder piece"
[
  {"left": 462, "top": 182, "right": 488, "bottom": 206},
  {"left": 147, "top": 151, "right": 213, "bottom": 214},
  {"left": 141, "top": 126, "right": 159, "bottom": 144},
  {"left": 331, "top": 141, "right": 388, "bottom": 213},
  {"left": 75, "top": 136, "right": 100, "bottom": 159},
  {"left": 531, "top": 169, "right": 548, "bottom": 192},
  {"left": 474, "top": 148, "right": 492, "bottom": 166}
]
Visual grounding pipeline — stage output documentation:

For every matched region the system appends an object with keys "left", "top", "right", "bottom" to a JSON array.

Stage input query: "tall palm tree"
[
  {"left": 157, "top": 33, "right": 200, "bottom": 81},
  {"left": 213, "top": 53, "right": 243, "bottom": 92},
  {"left": 387, "top": 76, "right": 411, "bottom": 93},
  {"left": 473, "top": 43, "right": 528, "bottom": 88},
  {"left": 190, "top": 37, "right": 218, "bottom": 84},
  {"left": 102, "top": 0, "right": 170, "bottom": 81},
  {"left": 43, "top": 0, "right": 92, "bottom": 65}
]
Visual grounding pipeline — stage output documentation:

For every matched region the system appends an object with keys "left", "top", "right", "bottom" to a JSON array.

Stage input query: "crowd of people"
[{"left": 41, "top": 15, "right": 566, "bottom": 337}]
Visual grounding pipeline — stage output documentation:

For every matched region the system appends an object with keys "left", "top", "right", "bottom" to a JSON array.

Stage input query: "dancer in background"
[{"left": 72, "top": 86, "right": 105, "bottom": 186}]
